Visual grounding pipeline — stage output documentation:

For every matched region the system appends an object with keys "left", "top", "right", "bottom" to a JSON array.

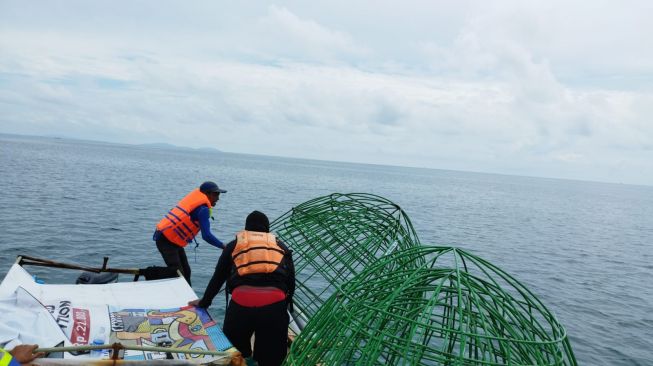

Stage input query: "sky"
[{"left": 1, "top": 1, "right": 652, "bottom": 185}]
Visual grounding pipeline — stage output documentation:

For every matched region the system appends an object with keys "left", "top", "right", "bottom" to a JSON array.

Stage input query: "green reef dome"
[
  {"left": 271, "top": 193, "right": 422, "bottom": 321},
  {"left": 272, "top": 193, "right": 576, "bottom": 365},
  {"left": 285, "top": 246, "right": 576, "bottom": 365}
]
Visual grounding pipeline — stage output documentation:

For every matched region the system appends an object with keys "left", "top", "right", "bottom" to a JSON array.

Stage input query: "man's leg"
[
  {"left": 223, "top": 301, "right": 255, "bottom": 358},
  {"left": 155, "top": 237, "right": 191, "bottom": 285},
  {"left": 253, "top": 300, "right": 289, "bottom": 366},
  {"left": 177, "top": 246, "right": 191, "bottom": 286}
]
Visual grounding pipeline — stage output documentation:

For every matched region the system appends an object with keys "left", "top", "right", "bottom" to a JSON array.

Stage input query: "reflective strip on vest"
[
  {"left": 232, "top": 231, "right": 285, "bottom": 276},
  {"left": 155, "top": 189, "right": 212, "bottom": 247},
  {"left": 0, "top": 349, "right": 18, "bottom": 366}
]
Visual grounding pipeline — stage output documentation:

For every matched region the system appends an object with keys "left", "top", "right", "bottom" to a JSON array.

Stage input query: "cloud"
[
  {"left": 0, "top": 1, "right": 652, "bottom": 185},
  {"left": 249, "top": 6, "right": 368, "bottom": 62}
]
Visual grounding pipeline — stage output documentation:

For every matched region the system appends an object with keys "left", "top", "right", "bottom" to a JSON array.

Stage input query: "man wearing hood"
[{"left": 189, "top": 211, "right": 295, "bottom": 366}]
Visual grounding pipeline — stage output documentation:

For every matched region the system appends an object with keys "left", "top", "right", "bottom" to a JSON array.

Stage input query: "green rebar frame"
[
  {"left": 271, "top": 193, "right": 422, "bottom": 322},
  {"left": 272, "top": 193, "right": 576, "bottom": 365}
]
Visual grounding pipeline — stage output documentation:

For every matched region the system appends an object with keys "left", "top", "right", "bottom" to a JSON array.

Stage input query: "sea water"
[{"left": 0, "top": 134, "right": 651, "bottom": 365}]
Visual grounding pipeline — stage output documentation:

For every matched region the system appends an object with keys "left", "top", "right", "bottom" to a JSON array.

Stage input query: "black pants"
[
  {"left": 155, "top": 234, "right": 191, "bottom": 286},
  {"left": 223, "top": 299, "right": 289, "bottom": 366}
]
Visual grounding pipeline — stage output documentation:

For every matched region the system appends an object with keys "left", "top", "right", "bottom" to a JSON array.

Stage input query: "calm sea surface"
[{"left": 1, "top": 134, "right": 652, "bottom": 365}]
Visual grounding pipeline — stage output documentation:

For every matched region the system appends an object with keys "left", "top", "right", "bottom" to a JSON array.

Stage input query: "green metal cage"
[
  {"left": 271, "top": 193, "right": 422, "bottom": 322},
  {"left": 285, "top": 246, "right": 577, "bottom": 365}
]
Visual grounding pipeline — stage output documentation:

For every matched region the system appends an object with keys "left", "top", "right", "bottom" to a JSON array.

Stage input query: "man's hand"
[
  {"left": 188, "top": 299, "right": 200, "bottom": 307},
  {"left": 10, "top": 344, "right": 44, "bottom": 364}
]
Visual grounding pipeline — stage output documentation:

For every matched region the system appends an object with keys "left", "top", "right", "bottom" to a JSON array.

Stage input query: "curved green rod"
[
  {"left": 271, "top": 193, "right": 422, "bottom": 322},
  {"left": 285, "top": 246, "right": 577, "bottom": 366}
]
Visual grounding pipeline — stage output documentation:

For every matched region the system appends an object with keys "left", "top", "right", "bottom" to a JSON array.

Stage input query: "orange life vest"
[
  {"left": 232, "top": 230, "right": 285, "bottom": 276},
  {"left": 156, "top": 189, "right": 212, "bottom": 247}
]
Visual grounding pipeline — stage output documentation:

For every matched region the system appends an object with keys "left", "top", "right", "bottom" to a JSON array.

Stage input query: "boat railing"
[
  {"left": 35, "top": 343, "right": 233, "bottom": 358},
  {"left": 16, "top": 255, "right": 181, "bottom": 282}
]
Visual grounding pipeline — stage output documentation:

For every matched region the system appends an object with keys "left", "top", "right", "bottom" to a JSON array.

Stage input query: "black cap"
[
  {"left": 245, "top": 211, "right": 270, "bottom": 233},
  {"left": 199, "top": 181, "right": 227, "bottom": 194}
]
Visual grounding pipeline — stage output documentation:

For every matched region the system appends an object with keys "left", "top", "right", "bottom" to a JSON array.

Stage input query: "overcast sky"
[{"left": 1, "top": 1, "right": 651, "bottom": 185}]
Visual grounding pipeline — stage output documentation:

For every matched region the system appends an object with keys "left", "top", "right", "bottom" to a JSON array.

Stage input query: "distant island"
[
  {"left": 0, "top": 133, "right": 222, "bottom": 153},
  {"left": 137, "top": 142, "right": 222, "bottom": 153}
]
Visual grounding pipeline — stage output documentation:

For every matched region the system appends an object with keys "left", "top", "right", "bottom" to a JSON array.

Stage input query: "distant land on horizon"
[
  {"left": 1, "top": 132, "right": 650, "bottom": 188},
  {"left": 0, "top": 132, "right": 222, "bottom": 153},
  {"left": 137, "top": 142, "right": 222, "bottom": 153}
]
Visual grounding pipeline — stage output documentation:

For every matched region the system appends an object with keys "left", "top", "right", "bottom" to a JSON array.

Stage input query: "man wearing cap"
[{"left": 153, "top": 181, "right": 227, "bottom": 286}]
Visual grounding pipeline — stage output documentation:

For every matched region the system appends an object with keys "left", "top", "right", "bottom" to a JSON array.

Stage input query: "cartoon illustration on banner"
[{"left": 109, "top": 306, "right": 230, "bottom": 361}]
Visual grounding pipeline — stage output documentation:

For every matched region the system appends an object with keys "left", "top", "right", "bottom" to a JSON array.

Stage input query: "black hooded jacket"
[{"left": 197, "top": 211, "right": 295, "bottom": 308}]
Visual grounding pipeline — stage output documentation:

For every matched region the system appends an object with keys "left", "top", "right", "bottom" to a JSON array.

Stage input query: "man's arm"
[
  {"left": 197, "top": 206, "right": 224, "bottom": 249},
  {"left": 194, "top": 241, "right": 234, "bottom": 308},
  {"left": 278, "top": 240, "right": 296, "bottom": 299}
]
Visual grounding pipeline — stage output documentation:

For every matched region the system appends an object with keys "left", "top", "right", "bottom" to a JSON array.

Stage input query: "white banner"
[{"left": 0, "top": 264, "right": 235, "bottom": 362}]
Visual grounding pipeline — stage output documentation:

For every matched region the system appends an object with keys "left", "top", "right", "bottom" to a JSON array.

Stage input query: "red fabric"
[{"left": 231, "top": 286, "right": 286, "bottom": 307}]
